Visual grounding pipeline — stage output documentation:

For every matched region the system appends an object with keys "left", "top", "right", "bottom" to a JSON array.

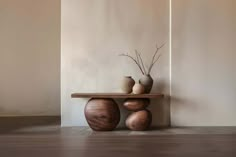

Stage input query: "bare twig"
[
  {"left": 135, "top": 50, "right": 147, "bottom": 75},
  {"left": 148, "top": 54, "right": 162, "bottom": 74},
  {"left": 147, "top": 43, "right": 165, "bottom": 74},
  {"left": 135, "top": 50, "right": 140, "bottom": 66},
  {"left": 119, "top": 43, "right": 165, "bottom": 75},
  {"left": 119, "top": 53, "right": 144, "bottom": 74},
  {"left": 150, "top": 44, "right": 160, "bottom": 65},
  {"left": 158, "top": 42, "right": 166, "bottom": 50}
]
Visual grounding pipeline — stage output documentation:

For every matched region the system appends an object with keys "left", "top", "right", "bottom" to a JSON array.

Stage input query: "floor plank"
[{"left": 0, "top": 117, "right": 236, "bottom": 157}]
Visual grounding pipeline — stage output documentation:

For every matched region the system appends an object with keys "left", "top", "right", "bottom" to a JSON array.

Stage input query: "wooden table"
[{"left": 71, "top": 93, "right": 164, "bottom": 131}]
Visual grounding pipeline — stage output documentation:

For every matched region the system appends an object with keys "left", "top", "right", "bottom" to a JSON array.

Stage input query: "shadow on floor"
[{"left": 0, "top": 116, "right": 60, "bottom": 134}]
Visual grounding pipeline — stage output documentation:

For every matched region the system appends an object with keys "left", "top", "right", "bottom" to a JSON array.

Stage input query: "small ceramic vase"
[
  {"left": 139, "top": 74, "right": 153, "bottom": 93},
  {"left": 121, "top": 76, "right": 135, "bottom": 93},
  {"left": 132, "top": 83, "right": 145, "bottom": 94}
]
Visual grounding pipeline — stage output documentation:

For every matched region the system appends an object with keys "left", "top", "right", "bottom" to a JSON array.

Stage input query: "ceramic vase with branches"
[{"left": 119, "top": 43, "right": 165, "bottom": 93}]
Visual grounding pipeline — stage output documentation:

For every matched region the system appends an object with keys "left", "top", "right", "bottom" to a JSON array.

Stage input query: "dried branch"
[
  {"left": 135, "top": 50, "right": 140, "bottom": 66},
  {"left": 147, "top": 43, "right": 165, "bottom": 74},
  {"left": 119, "top": 53, "right": 144, "bottom": 74},
  {"left": 151, "top": 43, "right": 165, "bottom": 65},
  {"left": 150, "top": 45, "right": 160, "bottom": 66},
  {"left": 118, "top": 43, "right": 165, "bottom": 75},
  {"left": 135, "top": 50, "right": 147, "bottom": 75},
  {"left": 148, "top": 54, "right": 162, "bottom": 74}
]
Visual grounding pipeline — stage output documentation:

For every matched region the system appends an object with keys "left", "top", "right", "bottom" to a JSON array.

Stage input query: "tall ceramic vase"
[{"left": 139, "top": 74, "right": 153, "bottom": 93}]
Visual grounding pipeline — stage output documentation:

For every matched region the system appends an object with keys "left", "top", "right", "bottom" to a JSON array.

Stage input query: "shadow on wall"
[
  {"left": 149, "top": 78, "right": 170, "bottom": 127},
  {"left": 170, "top": 84, "right": 200, "bottom": 126},
  {"left": 116, "top": 99, "right": 130, "bottom": 128}
]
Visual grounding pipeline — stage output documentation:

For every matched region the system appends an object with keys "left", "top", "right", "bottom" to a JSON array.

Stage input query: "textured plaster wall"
[
  {"left": 61, "top": 0, "right": 170, "bottom": 126},
  {"left": 171, "top": 0, "right": 236, "bottom": 126},
  {"left": 0, "top": 0, "right": 60, "bottom": 116}
]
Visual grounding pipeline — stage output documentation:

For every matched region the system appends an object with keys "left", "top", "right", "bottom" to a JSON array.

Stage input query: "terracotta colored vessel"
[
  {"left": 139, "top": 74, "right": 153, "bottom": 93},
  {"left": 123, "top": 98, "right": 150, "bottom": 111},
  {"left": 126, "top": 109, "right": 152, "bottom": 131},
  {"left": 132, "top": 83, "right": 145, "bottom": 94},
  {"left": 121, "top": 76, "right": 135, "bottom": 93}
]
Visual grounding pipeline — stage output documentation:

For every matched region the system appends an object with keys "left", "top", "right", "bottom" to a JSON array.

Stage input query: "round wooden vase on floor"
[{"left": 85, "top": 98, "right": 120, "bottom": 131}]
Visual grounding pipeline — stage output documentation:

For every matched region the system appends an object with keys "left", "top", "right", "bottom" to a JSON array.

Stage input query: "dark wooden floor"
[{"left": 0, "top": 117, "right": 236, "bottom": 157}]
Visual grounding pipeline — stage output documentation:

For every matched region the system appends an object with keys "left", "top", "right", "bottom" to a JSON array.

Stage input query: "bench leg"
[
  {"left": 123, "top": 98, "right": 152, "bottom": 131},
  {"left": 84, "top": 98, "right": 120, "bottom": 131}
]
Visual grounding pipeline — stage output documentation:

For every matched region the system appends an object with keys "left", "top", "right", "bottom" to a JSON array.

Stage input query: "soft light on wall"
[{"left": 61, "top": 0, "right": 170, "bottom": 127}]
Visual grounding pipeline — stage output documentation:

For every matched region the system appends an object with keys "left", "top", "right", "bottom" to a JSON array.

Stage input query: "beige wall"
[
  {"left": 172, "top": 0, "right": 236, "bottom": 126},
  {"left": 61, "top": 0, "right": 170, "bottom": 126},
  {"left": 2, "top": 0, "right": 234, "bottom": 126},
  {"left": 0, "top": 0, "right": 60, "bottom": 116}
]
